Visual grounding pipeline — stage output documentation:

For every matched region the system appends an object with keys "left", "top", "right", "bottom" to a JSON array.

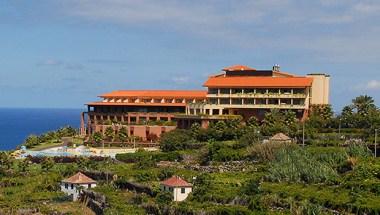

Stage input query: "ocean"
[{"left": 0, "top": 108, "right": 83, "bottom": 151}]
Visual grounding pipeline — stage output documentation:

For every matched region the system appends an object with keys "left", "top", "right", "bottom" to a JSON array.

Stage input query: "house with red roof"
[
  {"left": 160, "top": 176, "right": 193, "bottom": 202},
  {"left": 61, "top": 172, "right": 97, "bottom": 201}
]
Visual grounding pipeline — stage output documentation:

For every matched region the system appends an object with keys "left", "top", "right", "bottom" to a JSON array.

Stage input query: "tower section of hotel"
[
  {"left": 81, "top": 90, "right": 207, "bottom": 140},
  {"left": 176, "top": 65, "right": 330, "bottom": 128}
]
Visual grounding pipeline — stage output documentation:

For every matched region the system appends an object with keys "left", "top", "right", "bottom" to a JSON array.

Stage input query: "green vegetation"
[
  {"left": 2, "top": 94, "right": 379, "bottom": 214},
  {"left": 22, "top": 126, "right": 79, "bottom": 149}
]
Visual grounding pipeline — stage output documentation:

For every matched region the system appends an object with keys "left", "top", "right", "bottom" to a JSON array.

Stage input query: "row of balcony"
[{"left": 207, "top": 93, "right": 307, "bottom": 99}]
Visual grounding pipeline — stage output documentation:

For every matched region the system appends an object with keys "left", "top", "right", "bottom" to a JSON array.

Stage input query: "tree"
[
  {"left": 104, "top": 127, "right": 115, "bottom": 143},
  {"left": 92, "top": 132, "right": 103, "bottom": 146},
  {"left": 246, "top": 116, "right": 259, "bottom": 128},
  {"left": 0, "top": 152, "right": 13, "bottom": 170},
  {"left": 352, "top": 95, "right": 376, "bottom": 116},
  {"left": 341, "top": 105, "right": 355, "bottom": 128},
  {"left": 308, "top": 104, "right": 334, "bottom": 129},
  {"left": 118, "top": 127, "right": 128, "bottom": 147},
  {"left": 261, "top": 109, "right": 288, "bottom": 136},
  {"left": 190, "top": 122, "right": 201, "bottom": 139},
  {"left": 191, "top": 173, "right": 214, "bottom": 201},
  {"left": 159, "top": 129, "right": 195, "bottom": 152},
  {"left": 23, "top": 135, "right": 40, "bottom": 148},
  {"left": 156, "top": 191, "right": 173, "bottom": 204},
  {"left": 41, "top": 157, "right": 54, "bottom": 171},
  {"left": 19, "top": 159, "right": 30, "bottom": 172}
]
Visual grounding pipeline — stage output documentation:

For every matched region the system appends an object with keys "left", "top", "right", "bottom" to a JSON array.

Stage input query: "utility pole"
[{"left": 338, "top": 118, "right": 342, "bottom": 138}]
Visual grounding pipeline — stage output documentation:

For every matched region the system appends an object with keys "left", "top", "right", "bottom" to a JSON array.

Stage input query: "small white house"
[
  {"left": 160, "top": 175, "right": 192, "bottom": 202},
  {"left": 61, "top": 172, "right": 97, "bottom": 201}
]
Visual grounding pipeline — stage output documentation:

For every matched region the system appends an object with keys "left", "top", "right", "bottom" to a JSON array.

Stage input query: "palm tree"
[
  {"left": 118, "top": 127, "right": 128, "bottom": 147},
  {"left": 92, "top": 132, "right": 103, "bottom": 147},
  {"left": 104, "top": 127, "right": 115, "bottom": 147},
  {"left": 352, "top": 95, "right": 376, "bottom": 116}
]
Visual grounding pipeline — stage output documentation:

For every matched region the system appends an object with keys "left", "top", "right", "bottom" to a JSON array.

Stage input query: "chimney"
[{"left": 273, "top": 64, "right": 280, "bottom": 71}]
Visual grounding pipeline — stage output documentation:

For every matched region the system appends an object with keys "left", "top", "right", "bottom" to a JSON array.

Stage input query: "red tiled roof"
[
  {"left": 87, "top": 102, "right": 187, "bottom": 107},
  {"left": 99, "top": 90, "right": 207, "bottom": 99},
  {"left": 161, "top": 176, "right": 192, "bottom": 187},
  {"left": 223, "top": 65, "right": 256, "bottom": 71},
  {"left": 62, "top": 172, "right": 96, "bottom": 184},
  {"left": 273, "top": 71, "right": 296, "bottom": 77},
  {"left": 203, "top": 76, "right": 313, "bottom": 88}
]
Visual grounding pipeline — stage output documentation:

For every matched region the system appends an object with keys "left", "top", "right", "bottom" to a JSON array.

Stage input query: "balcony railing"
[{"left": 207, "top": 93, "right": 307, "bottom": 99}]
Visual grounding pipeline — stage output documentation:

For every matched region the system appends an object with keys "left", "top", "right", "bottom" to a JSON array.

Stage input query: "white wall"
[
  {"left": 161, "top": 185, "right": 192, "bottom": 202},
  {"left": 60, "top": 182, "right": 97, "bottom": 201},
  {"left": 173, "top": 187, "right": 192, "bottom": 202}
]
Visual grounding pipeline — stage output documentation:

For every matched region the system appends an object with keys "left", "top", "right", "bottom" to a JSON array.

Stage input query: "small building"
[
  {"left": 61, "top": 172, "right": 97, "bottom": 201},
  {"left": 160, "top": 176, "right": 193, "bottom": 202},
  {"left": 270, "top": 133, "right": 292, "bottom": 144}
]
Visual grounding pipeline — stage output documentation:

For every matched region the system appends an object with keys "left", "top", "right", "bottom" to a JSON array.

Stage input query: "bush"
[
  {"left": 267, "top": 148, "right": 339, "bottom": 184},
  {"left": 346, "top": 144, "right": 372, "bottom": 159},
  {"left": 155, "top": 191, "right": 173, "bottom": 205},
  {"left": 115, "top": 151, "right": 182, "bottom": 163},
  {"left": 247, "top": 142, "right": 294, "bottom": 162},
  {"left": 159, "top": 129, "right": 195, "bottom": 152}
]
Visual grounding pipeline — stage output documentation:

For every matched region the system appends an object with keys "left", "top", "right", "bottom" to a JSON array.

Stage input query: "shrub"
[
  {"left": 267, "top": 148, "right": 339, "bottom": 184},
  {"left": 115, "top": 151, "right": 182, "bottom": 163},
  {"left": 247, "top": 142, "right": 294, "bottom": 162},
  {"left": 158, "top": 168, "right": 174, "bottom": 181},
  {"left": 155, "top": 191, "right": 173, "bottom": 205},
  {"left": 159, "top": 129, "right": 195, "bottom": 152},
  {"left": 346, "top": 144, "right": 372, "bottom": 159}
]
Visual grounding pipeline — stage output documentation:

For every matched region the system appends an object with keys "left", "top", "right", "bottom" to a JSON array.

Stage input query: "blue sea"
[{"left": 0, "top": 108, "right": 83, "bottom": 150}]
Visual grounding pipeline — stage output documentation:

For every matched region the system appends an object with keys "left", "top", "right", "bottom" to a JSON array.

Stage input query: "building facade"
[
  {"left": 81, "top": 90, "right": 207, "bottom": 140},
  {"left": 82, "top": 65, "right": 329, "bottom": 139},
  {"left": 61, "top": 172, "right": 97, "bottom": 201},
  {"left": 160, "top": 176, "right": 193, "bottom": 202}
]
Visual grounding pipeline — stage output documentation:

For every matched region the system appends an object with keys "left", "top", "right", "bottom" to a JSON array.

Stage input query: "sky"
[{"left": 0, "top": 0, "right": 380, "bottom": 112}]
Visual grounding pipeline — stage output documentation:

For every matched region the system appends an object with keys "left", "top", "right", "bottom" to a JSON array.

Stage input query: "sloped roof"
[
  {"left": 99, "top": 90, "right": 207, "bottom": 98},
  {"left": 161, "top": 176, "right": 192, "bottom": 187},
  {"left": 203, "top": 76, "right": 313, "bottom": 88},
  {"left": 62, "top": 172, "right": 96, "bottom": 184},
  {"left": 223, "top": 65, "right": 256, "bottom": 71},
  {"left": 86, "top": 102, "right": 187, "bottom": 107},
  {"left": 270, "top": 133, "right": 291, "bottom": 141}
]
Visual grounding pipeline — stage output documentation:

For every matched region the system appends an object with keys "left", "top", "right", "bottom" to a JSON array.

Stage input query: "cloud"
[
  {"left": 366, "top": 80, "right": 380, "bottom": 90},
  {"left": 37, "top": 59, "right": 62, "bottom": 66},
  {"left": 172, "top": 76, "right": 190, "bottom": 85},
  {"left": 353, "top": 80, "right": 380, "bottom": 92},
  {"left": 36, "top": 59, "right": 85, "bottom": 71}
]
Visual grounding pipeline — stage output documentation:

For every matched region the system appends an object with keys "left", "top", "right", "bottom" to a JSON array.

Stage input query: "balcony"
[
  {"left": 190, "top": 103, "right": 306, "bottom": 110},
  {"left": 207, "top": 93, "right": 307, "bottom": 99}
]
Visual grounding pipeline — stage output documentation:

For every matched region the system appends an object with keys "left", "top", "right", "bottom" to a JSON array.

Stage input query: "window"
[
  {"left": 181, "top": 188, "right": 186, "bottom": 193},
  {"left": 88, "top": 184, "right": 91, "bottom": 188},
  {"left": 71, "top": 184, "right": 74, "bottom": 189},
  {"left": 65, "top": 183, "right": 68, "bottom": 189}
]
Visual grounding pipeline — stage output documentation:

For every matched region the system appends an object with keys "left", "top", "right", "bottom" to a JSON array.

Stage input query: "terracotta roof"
[
  {"left": 270, "top": 133, "right": 291, "bottom": 141},
  {"left": 161, "top": 176, "right": 192, "bottom": 187},
  {"left": 203, "top": 76, "right": 313, "bottom": 88},
  {"left": 223, "top": 65, "right": 256, "bottom": 71},
  {"left": 99, "top": 90, "right": 207, "bottom": 98},
  {"left": 273, "top": 71, "right": 296, "bottom": 77},
  {"left": 62, "top": 172, "right": 96, "bottom": 184},
  {"left": 87, "top": 102, "right": 187, "bottom": 107}
]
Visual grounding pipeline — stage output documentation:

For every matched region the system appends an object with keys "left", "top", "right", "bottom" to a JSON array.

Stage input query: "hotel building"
[{"left": 81, "top": 65, "right": 329, "bottom": 140}]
